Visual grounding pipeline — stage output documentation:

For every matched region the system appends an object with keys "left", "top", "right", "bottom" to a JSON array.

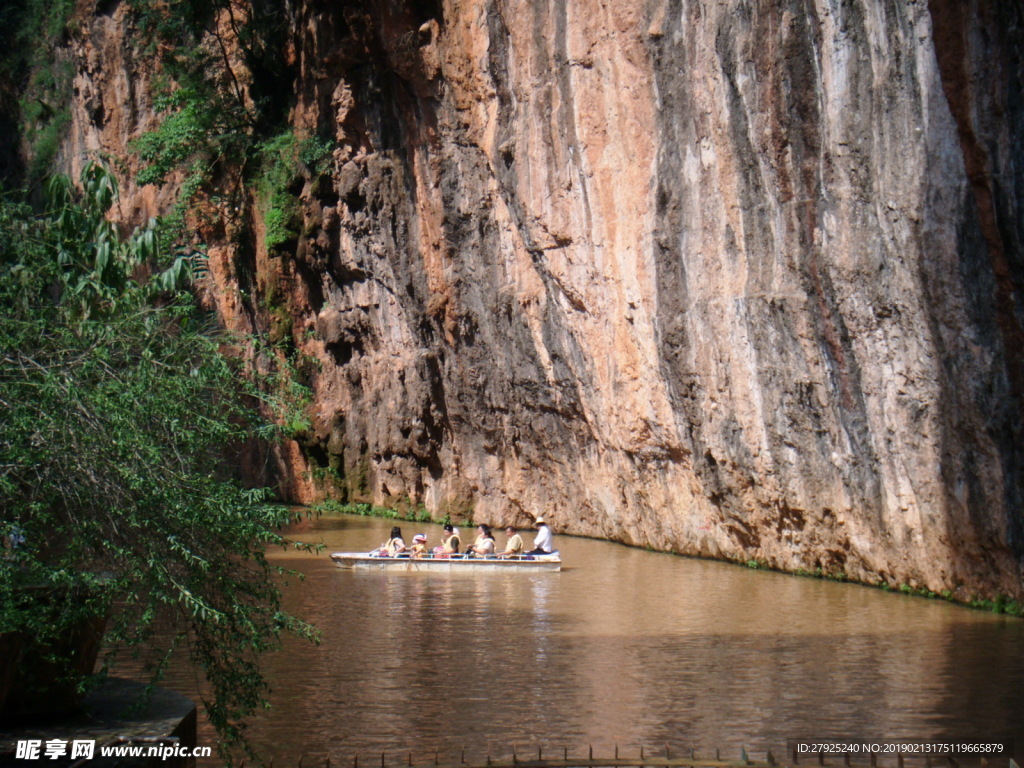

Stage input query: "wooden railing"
[{"left": 231, "top": 747, "right": 1020, "bottom": 768}]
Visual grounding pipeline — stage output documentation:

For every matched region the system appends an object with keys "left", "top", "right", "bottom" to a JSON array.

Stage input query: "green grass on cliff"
[
  {"left": 255, "top": 131, "right": 333, "bottom": 253},
  {"left": 783, "top": 563, "right": 1024, "bottom": 617},
  {"left": 312, "top": 499, "right": 434, "bottom": 524}
]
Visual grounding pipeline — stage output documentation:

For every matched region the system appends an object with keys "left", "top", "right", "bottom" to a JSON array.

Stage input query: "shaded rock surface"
[{"left": 60, "top": 0, "right": 1023, "bottom": 599}]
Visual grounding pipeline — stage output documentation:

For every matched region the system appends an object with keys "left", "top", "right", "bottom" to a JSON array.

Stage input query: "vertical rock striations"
[{"left": 60, "top": 0, "right": 1023, "bottom": 599}]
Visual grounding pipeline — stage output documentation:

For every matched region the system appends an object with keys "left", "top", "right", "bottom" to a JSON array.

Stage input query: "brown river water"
[{"left": 155, "top": 513, "right": 1024, "bottom": 764}]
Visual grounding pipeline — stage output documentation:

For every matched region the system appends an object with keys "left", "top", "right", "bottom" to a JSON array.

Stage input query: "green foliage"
[
  {"left": 126, "top": 0, "right": 218, "bottom": 52},
  {"left": 282, "top": 408, "right": 313, "bottom": 439},
  {"left": 314, "top": 500, "right": 385, "bottom": 518},
  {"left": 788, "top": 570, "right": 1023, "bottom": 617},
  {"left": 0, "top": 0, "right": 76, "bottom": 185},
  {"left": 299, "top": 135, "right": 335, "bottom": 175},
  {"left": 125, "top": 0, "right": 319, "bottom": 255},
  {"left": 24, "top": 107, "right": 70, "bottom": 183},
  {"left": 127, "top": 0, "right": 294, "bottom": 128},
  {"left": 125, "top": 0, "right": 256, "bottom": 248},
  {"left": 130, "top": 75, "right": 252, "bottom": 248},
  {"left": 134, "top": 89, "right": 219, "bottom": 187},
  {"left": 0, "top": 0, "right": 74, "bottom": 93},
  {"left": 967, "top": 594, "right": 1023, "bottom": 616},
  {"left": 43, "top": 163, "right": 191, "bottom": 316},
  {"left": 249, "top": 337, "right": 314, "bottom": 439},
  {"left": 793, "top": 567, "right": 847, "bottom": 582},
  {"left": 312, "top": 499, "right": 434, "bottom": 524},
  {"left": 254, "top": 132, "right": 332, "bottom": 254},
  {"left": 409, "top": 505, "right": 432, "bottom": 523},
  {"left": 0, "top": 165, "right": 315, "bottom": 757}
]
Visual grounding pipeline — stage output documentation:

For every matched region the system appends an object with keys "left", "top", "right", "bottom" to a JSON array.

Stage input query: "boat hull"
[{"left": 329, "top": 552, "right": 561, "bottom": 572}]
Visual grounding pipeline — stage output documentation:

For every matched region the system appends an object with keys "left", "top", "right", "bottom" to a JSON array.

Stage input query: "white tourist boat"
[{"left": 329, "top": 552, "right": 562, "bottom": 572}]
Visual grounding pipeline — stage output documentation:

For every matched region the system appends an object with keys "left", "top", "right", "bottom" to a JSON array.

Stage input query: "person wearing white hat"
[
  {"left": 410, "top": 533, "right": 428, "bottom": 559},
  {"left": 525, "top": 516, "right": 553, "bottom": 555}
]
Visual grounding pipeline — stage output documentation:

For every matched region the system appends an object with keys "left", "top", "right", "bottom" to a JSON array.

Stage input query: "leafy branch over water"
[{"left": 0, "top": 164, "right": 316, "bottom": 758}]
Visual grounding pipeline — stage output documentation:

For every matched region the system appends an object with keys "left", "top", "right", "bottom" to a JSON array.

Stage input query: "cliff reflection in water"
[{"left": 168, "top": 514, "right": 1024, "bottom": 761}]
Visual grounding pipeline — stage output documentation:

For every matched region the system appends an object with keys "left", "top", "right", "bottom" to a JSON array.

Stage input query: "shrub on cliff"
[{"left": 0, "top": 164, "right": 314, "bottom": 756}]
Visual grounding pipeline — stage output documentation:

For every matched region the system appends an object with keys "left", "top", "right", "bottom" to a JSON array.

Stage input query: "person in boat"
[
  {"left": 410, "top": 533, "right": 429, "bottom": 558},
  {"left": 467, "top": 524, "right": 496, "bottom": 557},
  {"left": 433, "top": 524, "right": 460, "bottom": 556},
  {"left": 380, "top": 526, "right": 407, "bottom": 557},
  {"left": 498, "top": 525, "right": 524, "bottom": 558},
  {"left": 524, "top": 516, "right": 554, "bottom": 555}
]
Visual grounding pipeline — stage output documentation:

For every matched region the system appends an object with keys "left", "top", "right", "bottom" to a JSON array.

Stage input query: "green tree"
[{"left": 0, "top": 164, "right": 314, "bottom": 757}]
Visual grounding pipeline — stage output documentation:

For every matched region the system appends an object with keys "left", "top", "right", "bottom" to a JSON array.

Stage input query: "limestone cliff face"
[{"left": 61, "top": 0, "right": 1024, "bottom": 599}]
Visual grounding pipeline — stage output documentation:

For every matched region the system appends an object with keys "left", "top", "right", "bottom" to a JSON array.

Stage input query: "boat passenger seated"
[
  {"left": 498, "top": 526, "right": 524, "bottom": 558},
  {"left": 433, "top": 524, "right": 460, "bottom": 557},
  {"left": 467, "top": 524, "right": 496, "bottom": 557},
  {"left": 378, "top": 526, "right": 407, "bottom": 557},
  {"left": 524, "top": 516, "right": 554, "bottom": 556},
  {"left": 410, "top": 533, "right": 428, "bottom": 558}
]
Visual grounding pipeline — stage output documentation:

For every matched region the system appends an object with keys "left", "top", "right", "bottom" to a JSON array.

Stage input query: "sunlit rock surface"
[{"left": 62, "top": 0, "right": 1023, "bottom": 600}]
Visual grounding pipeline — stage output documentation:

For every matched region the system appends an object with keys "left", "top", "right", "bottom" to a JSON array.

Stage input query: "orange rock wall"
[{"left": 61, "top": 0, "right": 1024, "bottom": 599}]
